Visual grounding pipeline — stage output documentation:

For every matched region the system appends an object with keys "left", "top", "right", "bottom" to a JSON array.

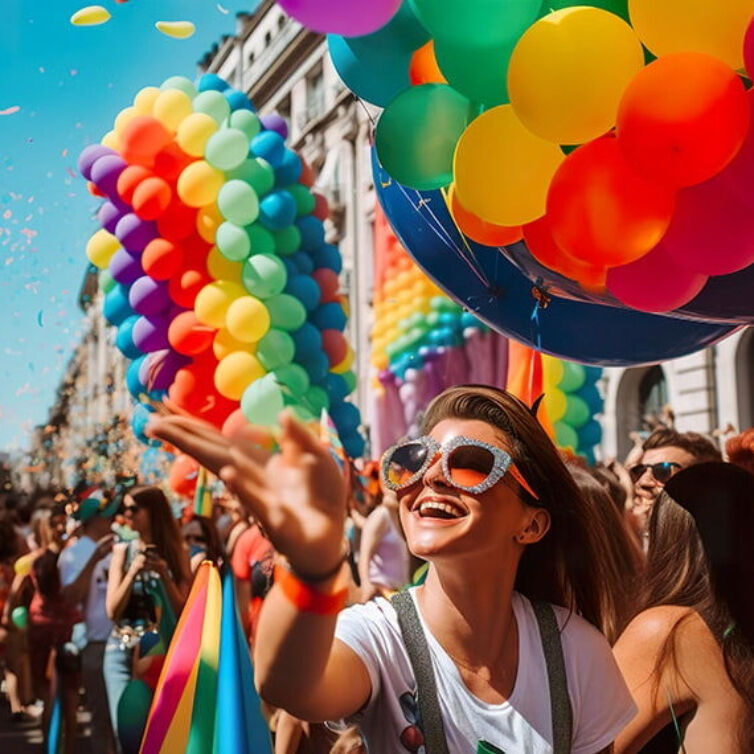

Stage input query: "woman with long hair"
[
  {"left": 149, "top": 385, "right": 635, "bottom": 753},
  {"left": 182, "top": 514, "right": 225, "bottom": 572},
  {"left": 104, "top": 486, "right": 191, "bottom": 748},
  {"left": 613, "top": 462, "right": 754, "bottom": 753}
]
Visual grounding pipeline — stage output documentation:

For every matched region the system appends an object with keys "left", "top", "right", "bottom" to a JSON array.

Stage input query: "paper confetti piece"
[
  {"left": 0, "top": 106, "right": 20, "bottom": 116},
  {"left": 36, "top": 310, "right": 44, "bottom": 327},
  {"left": 155, "top": 20, "right": 196, "bottom": 39},
  {"left": 70, "top": 6, "right": 111, "bottom": 26},
  {"left": 217, "top": 3, "right": 230, "bottom": 13}
]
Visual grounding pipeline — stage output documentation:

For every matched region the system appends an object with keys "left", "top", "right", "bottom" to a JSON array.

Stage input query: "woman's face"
[
  {"left": 49, "top": 514, "right": 67, "bottom": 545},
  {"left": 182, "top": 520, "right": 206, "bottom": 550},
  {"left": 398, "top": 418, "right": 543, "bottom": 562},
  {"left": 122, "top": 495, "right": 149, "bottom": 537}
]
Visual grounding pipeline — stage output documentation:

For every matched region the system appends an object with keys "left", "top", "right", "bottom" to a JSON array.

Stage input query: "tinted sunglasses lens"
[
  {"left": 629, "top": 465, "right": 646, "bottom": 482},
  {"left": 447, "top": 444, "right": 496, "bottom": 488},
  {"left": 386, "top": 442, "right": 428, "bottom": 487},
  {"left": 653, "top": 463, "right": 675, "bottom": 483}
]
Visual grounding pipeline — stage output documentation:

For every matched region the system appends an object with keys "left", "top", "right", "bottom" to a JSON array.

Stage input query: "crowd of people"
[{"left": 1, "top": 384, "right": 753, "bottom": 753}]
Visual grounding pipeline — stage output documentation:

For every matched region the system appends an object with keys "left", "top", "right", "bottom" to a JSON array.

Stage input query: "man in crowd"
[{"left": 58, "top": 488, "right": 118, "bottom": 754}]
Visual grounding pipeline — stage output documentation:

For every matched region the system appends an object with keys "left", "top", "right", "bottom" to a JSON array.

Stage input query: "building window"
[
  {"left": 276, "top": 94, "right": 291, "bottom": 122},
  {"left": 638, "top": 365, "right": 668, "bottom": 426},
  {"left": 264, "top": 30, "right": 272, "bottom": 47},
  {"left": 306, "top": 65, "right": 325, "bottom": 121},
  {"left": 248, "top": 49, "right": 255, "bottom": 65},
  {"left": 278, "top": 14, "right": 286, "bottom": 31}
]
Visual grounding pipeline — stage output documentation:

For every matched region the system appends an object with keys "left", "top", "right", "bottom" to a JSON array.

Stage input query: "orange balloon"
[
  {"left": 142, "top": 238, "right": 184, "bottom": 280},
  {"left": 132, "top": 176, "right": 172, "bottom": 220},
  {"left": 117, "top": 164, "right": 153, "bottom": 205},
  {"left": 547, "top": 135, "right": 676, "bottom": 267},
  {"left": 120, "top": 116, "right": 172, "bottom": 166},
  {"left": 169, "top": 454, "right": 199, "bottom": 498},
  {"left": 409, "top": 41, "right": 447, "bottom": 85},
  {"left": 168, "top": 311, "right": 216, "bottom": 356},
  {"left": 450, "top": 188, "right": 523, "bottom": 246}
]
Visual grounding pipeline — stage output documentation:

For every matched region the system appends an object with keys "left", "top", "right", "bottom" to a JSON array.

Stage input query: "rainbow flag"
[{"left": 194, "top": 466, "right": 213, "bottom": 519}]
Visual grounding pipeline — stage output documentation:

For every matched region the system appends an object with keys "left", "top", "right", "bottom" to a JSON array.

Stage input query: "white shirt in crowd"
[
  {"left": 335, "top": 590, "right": 636, "bottom": 754},
  {"left": 58, "top": 535, "right": 113, "bottom": 642}
]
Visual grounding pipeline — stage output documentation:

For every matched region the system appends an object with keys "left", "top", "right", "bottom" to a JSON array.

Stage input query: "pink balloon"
[
  {"left": 661, "top": 174, "right": 754, "bottom": 275},
  {"left": 716, "top": 90, "right": 754, "bottom": 209},
  {"left": 277, "top": 0, "right": 401, "bottom": 36},
  {"left": 607, "top": 243, "right": 708, "bottom": 313},
  {"left": 745, "top": 16, "right": 754, "bottom": 80}
]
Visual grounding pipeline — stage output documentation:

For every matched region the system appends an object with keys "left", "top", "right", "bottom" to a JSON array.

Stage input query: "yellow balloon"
[
  {"left": 114, "top": 106, "right": 138, "bottom": 136},
  {"left": 207, "top": 245, "right": 242, "bottom": 281},
  {"left": 196, "top": 203, "right": 223, "bottom": 243},
  {"left": 133, "top": 86, "right": 161, "bottom": 115},
  {"left": 454, "top": 105, "right": 564, "bottom": 226},
  {"left": 508, "top": 8, "right": 644, "bottom": 145},
  {"left": 331, "top": 346, "right": 355, "bottom": 374},
  {"left": 101, "top": 130, "right": 120, "bottom": 150},
  {"left": 177, "top": 112, "right": 220, "bottom": 157},
  {"left": 70, "top": 5, "right": 111, "bottom": 26},
  {"left": 177, "top": 161, "right": 225, "bottom": 208},
  {"left": 544, "top": 388, "right": 567, "bottom": 423},
  {"left": 213, "top": 328, "right": 256, "bottom": 360},
  {"left": 629, "top": 0, "right": 753, "bottom": 69},
  {"left": 155, "top": 20, "right": 196, "bottom": 39},
  {"left": 14, "top": 553, "right": 32, "bottom": 577},
  {"left": 86, "top": 229, "right": 121, "bottom": 269},
  {"left": 372, "top": 353, "right": 389, "bottom": 371},
  {"left": 542, "top": 355, "right": 564, "bottom": 390},
  {"left": 153, "top": 89, "right": 193, "bottom": 132},
  {"left": 215, "top": 351, "right": 265, "bottom": 400},
  {"left": 226, "top": 296, "right": 271, "bottom": 343},
  {"left": 194, "top": 280, "right": 246, "bottom": 328}
]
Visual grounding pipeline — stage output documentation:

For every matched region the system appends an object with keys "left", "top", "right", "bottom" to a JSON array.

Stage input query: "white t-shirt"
[
  {"left": 58, "top": 535, "right": 113, "bottom": 642},
  {"left": 334, "top": 590, "right": 635, "bottom": 754}
]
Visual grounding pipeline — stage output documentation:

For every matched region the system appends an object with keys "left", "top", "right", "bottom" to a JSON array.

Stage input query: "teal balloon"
[
  {"left": 342, "top": 370, "right": 357, "bottom": 393},
  {"left": 559, "top": 362, "right": 587, "bottom": 393},
  {"left": 193, "top": 90, "right": 231, "bottom": 124},
  {"left": 273, "top": 226, "right": 302, "bottom": 256},
  {"left": 160, "top": 75, "right": 197, "bottom": 97},
  {"left": 563, "top": 395, "right": 590, "bottom": 429},
  {"left": 204, "top": 129, "right": 250, "bottom": 171},
  {"left": 229, "top": 109, "right": 261, "bottom": 139},
  {"left": 218, "top": 180, "right": 260, "bottom": 226},
  {"left": 542, "top": 0, "right": 628, "bottom": 21},
  {"left": 216, "top": 222, "right": 252, "bottom": 261},
  {"left": 304, "top": 385, "right": 330, "bottom": 414},
  {"left": 256, "top": 329, "right": 295, "bottom": 370},
  {"left": 266, "top": 293, "right": 307, "bottom": 331},
  {"left": 248, "top": 224, "right": 276, "bottom": 256},
  {"left": 11, "top": 606, "right": 28, "bottom": 630},
  {"left": 274, "top": 363, "right": 310, "bottom": 398},
  {"left": 577, "top": 384, "right": 603, "bottom": 415},
  {"left": 287, "top": 184, "right": 316, "bottom": 217},
  {"left": 242, "top": 253, "right": 288, "bottom": 298},
  {"left": 554, "top": 421, "right": 579, "bottom": 451},
  {"left": 241, "top": 373, "right": 285, "bottom": 426},
  {"left": 227, "top": 158, "right": 276, "bottom": 197},
  {"left": 356, "top": 1, "right": 430, "bottom": 50},
  {"left": 578, "top": 419, "right": 603, "bottom": 449},
  {"left": 99, "top": 269, "right": 116, "bottom": 294},
  {"left": 376, "top": 84, "right": 472, "bottom": 190}
]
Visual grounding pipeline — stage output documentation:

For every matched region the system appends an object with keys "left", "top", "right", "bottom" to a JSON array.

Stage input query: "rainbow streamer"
[{"left": 193, "top": 466, "right": 213, "bottom": 518}]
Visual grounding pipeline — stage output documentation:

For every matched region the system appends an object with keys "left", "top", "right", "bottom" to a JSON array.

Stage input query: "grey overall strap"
[
  {"left": 531, "top": 601, "right": 573, "bottom": 754},
  {"left": 391, "top": 591, "right": 450, "bottom": 754}
]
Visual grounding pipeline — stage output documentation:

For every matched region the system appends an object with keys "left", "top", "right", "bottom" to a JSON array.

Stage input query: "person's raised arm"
[{"left": 106, "top": 542, "right": 145, "bottom": 621}]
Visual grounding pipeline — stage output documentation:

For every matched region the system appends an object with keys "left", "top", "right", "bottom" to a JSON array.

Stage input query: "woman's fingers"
[
  {"left": 278, "top": 410, "right": 325, "bottom": 462},
  {"left": 146, "top": 415, "right": 231, "bottom": 474},
  {"left": 219, "top": 464, "right": 275, "bottom": 525}
]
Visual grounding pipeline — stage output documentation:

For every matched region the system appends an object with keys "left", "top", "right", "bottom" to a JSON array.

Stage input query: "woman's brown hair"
[
  {"left": 422, "top": 384, "right": 615, "bottom": 631},
  {"left": 129, "top": 486, "right": 188, "bottom": 588}
]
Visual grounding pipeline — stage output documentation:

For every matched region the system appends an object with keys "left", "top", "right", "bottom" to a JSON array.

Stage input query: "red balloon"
[
  {"left": 299, "top": 159, "right": 315, "bottom": 188},
  {"left": 182, "top": 235, "right": 212, "bottom": 270},
  {"left": 169, "top": 356, "right": 216, "bottom": 413},
  {"left": 746, "top": 17, "right": 754, "bottom": 81},
  {"left": 168, "top": 311, "right": 216, "bottom": 355},
  {"left": 169, "top": 454, "right": 199, "bottom": 498},
  {"left": 153, "top": 143, "right": 194, "bottom": 182},
  {"left": 168, "top": 267, "right": 211, "bottom": 308},
  {"left": 203, "top": 395, "right": 237, "bottom": 429},
  {"left": 312, "top": 268, "right": 340, "bottom": 302},
  {"left": 451, "top": 189, "right": 522, "bottom": 247},
  {"left": 617, "top": 52, "right": 749, "bottom": 188},
  {"left": 157, "top": 200, "right": 198, "bottom": 242},
  {"left": 87, "top": 181, "right": 106, "bottom": 198},
  {"left": 547, "top": 135, "right": 676, "bottom": 268},
  {"left": 117, "top": 164, "right": 153, "bottom": 205},
  {"left": 120, "top": 116, "right": 172, "bottom": 167},
  {"left": 312, "top": 192, "right": 330, "bottom": 221},
  {"left": 321, "top": 329, "right": 347, "bottom": 366},
  {"left": 716, "top": 90, "right": 754, "bottom": 210},
  {"left": 132, "top": 176, "right": 172, "bottom": 220},
  {"left": 142, "top": 238, "right": 184, "bottom": 280},
  {"left": 607, "top": 242, "right": 708, "bottom": 313}
]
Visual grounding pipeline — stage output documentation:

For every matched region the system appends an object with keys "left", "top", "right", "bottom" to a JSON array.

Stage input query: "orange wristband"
[{"left": 274, "top": 564, "right": 348, "bottom": 616}]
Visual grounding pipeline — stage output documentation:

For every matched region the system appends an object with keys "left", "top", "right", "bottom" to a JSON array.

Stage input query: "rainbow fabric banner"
[{"left": 193, "top": 466, "right": 213, "bottom": 518}]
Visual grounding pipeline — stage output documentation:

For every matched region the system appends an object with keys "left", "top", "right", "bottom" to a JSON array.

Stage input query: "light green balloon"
[
  {"left": 266, "top": 293, "right": 307, "bottom": 331},
  {"left": 559, "top": 362, "right": 587, "bottom": 393},
  {"left": 256, "top": 329, "right": 295, "bottom": 370},
  {"left": 99, "top": 270, "right": 116, "bottom": 294},
  {"left": 226, "top": 158, "right": 275, "bottom": 197},
  {"left": 241, "top": 373, "right": 285, "bottom": 427},
  {"left": 193, "top": 90, "right": 231, "bottom": 124},
  {"left": 216, "top": 222, "right": 251, "bottom": 262},
  {"left": 274, "top": 363, "right": 310, "bottom": 398},
  {"left": 247, "top": 224, "right": 276, "bottom": 256},
  {"left": 11, "top": 606, "right": 28, "bottom": 630},
  {"left": 287, "top": 184, "right": 317, "bottom": 217},
  {"left": 161, "top": 76, "right": 197, "bottom": 98},
  {"left": 204, "top": 128, "right": 250, "bottom": 171},
  {"left": 229, "top": 109, "right": 261, "bottom": 140},
  {"left": 342, "top": 370, "right": 357, "bottom": 393},
  {"left": 554, "top": 421, "right": 579, "bottom": 451},
  {"left": 304, "top": 385, "right": 330, "bottom": 414},
  {"left": 286, "top": 403, "right": 317, "bottom": 423},
  {"left": 218, "top": 180, "right": 259, "bottom": 226},
  {"left": 273, "top": 226, "right": 302, "bottom": 256},
  {"left": 241, "top": 253, "right": 287, "bottom": 299},
  {"left": 563, "top": 395, "right": 590, "bottom": 430}
]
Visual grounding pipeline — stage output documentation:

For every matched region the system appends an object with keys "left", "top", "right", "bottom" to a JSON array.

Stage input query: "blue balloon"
[
  {"left": 281, "top": 258, "right": 298, "bottom": 279},
  {"left": 343, "top": 431, "right": 366, "bottom": 459},
  {"left": 310, "top": 243, "right": 343, "bottom": 274},
  {"left": 301, "top": 351, "right": 330, "bottom": 383},
  {"left": 438, "top": 312, "right": 460, "bottom": 330},
  {"left": 292, "top": 322, "right": 322, "bottom": 361},
  {"left": 103, "top": 284, "right": 135, "bottom": 327},
  {"left": 372, "top": 150, "right": 736, "bottom": 366},
  {"left": 250, "top": 131, "right": 286, "bottom": 167},
  {"left": 131, "top": 404, "right": 160, "bottom": 447},
  {"left": 224, "top": 89, "right": 254, "bottom": 112},
  {"left": 296, "top": 216, "right": 326, "bottom": 251},
  {"left": 330, "top": 401, "right": 361, "bottom": 435},
  {"left": 198, "top": 73, "right": 229, "bottom": 92},
  {"left": 116, "top": 315, "right": 143, "bottom": 359},
  {"left": 578, "top": 419, "right": 603, "bottom": 450},
  {"left": 290, "top": 251, "right": 314, "bottom": 276},
  {"left": 460, "top": 311, "right": 481, "bottom": 329},
  {"left": 285, "top": 274, "right": 321, "bottom": 312},
  {"left": 322, "top": 373, "right": 348, "bottom": 404},
  {"left": 678, "top": 264, "right": 754, "bottom": 324},
  {"left": 311, "top": 302, "right": 347, "bottom": 332},
  {"left": 576, "top": 384, "right": 603, "bottom": 415},
  {"left": 126, "top": 356, "right": 147, "bottom": 400},
  {"left": 274, "top": 149, "right": 303, "bottom": 186},
  {"left": 583, "top": 366, "right": 603, "bottom": 384},
  {"left": 259, "top": 190, "right": 297, "bottom": 231}
]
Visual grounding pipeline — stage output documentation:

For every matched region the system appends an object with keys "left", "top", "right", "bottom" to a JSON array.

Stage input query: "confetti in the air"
[
  {"left": 70, "top": 6, "right": 111, "bottom": 26},
  {"left": 0, "top": 106, "right": 20, "bottom": 116},
  {"left": 155, "top": 20, "right": 196, "bottom": 39},
  {"left": 217, "top": 3, "right": 230, "bottom": 13}
]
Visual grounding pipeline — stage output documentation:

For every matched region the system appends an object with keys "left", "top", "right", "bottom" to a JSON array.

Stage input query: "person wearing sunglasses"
[
  {"left": 628, "top": 428, "right": 721, "bottom": 548},
  {"left": 147, "top": 385, "right": 635, "bottom": 753}
]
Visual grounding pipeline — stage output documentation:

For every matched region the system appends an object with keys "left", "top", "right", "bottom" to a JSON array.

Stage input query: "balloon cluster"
[
  {"left": 80, "top": 73, "right": 365, "bottom": 459},
  {"left": 301, "top": 0, "right": 754, "bottom": 318}
]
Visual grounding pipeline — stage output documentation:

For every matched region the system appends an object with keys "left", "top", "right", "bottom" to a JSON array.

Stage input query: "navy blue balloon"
[
  {"left": 126, "top": 356, "right": 147, "bottom": 400},
  {"left": 116, "top": 316, "right": 143, "bottom": 359},
  {"left": 372, "top": 151, "right": 736, "bottom": 366},
  {"left": 104, "top": 284, "right": 135, "bottom": 327},
  {"left": 259, "top": 190, "right": 297, "bottom": 231},
  {"left": 312, "top": 302, "right": 347, "bottom": 332},
  {"left": 274, "top": 149, "right": 303, "bottom": 186},
  {"left": 296, "top": 216, "right": 326, "bottom": 251},
  {"left": 291, "top": 251, "right": 314, "bottom": 275},
  {"left": 343, "top": 431, "right": 366, "bottom": 459},
  {"left": 251, "top": 131, "right": 286, "bottom": 167},
  {"left": 677, "top": 264, "right": 754, "bottom": 324},
  {"left": 198, "top": 73, "right": 229, "bottom": 92},
  {"left": 310, "top": 243, "right": 343, "bottom": 274},
  {"left": 330, "top": 401, "right": 361, "bottom": 435},
  {"left": 292, "top": 322, "right": 322, "bottom": 361},
  {"left": 285, "top": 274, "right": 321, "bottom": 312},
  {"left": 322, "top": 373, "right": 349, "bottom": 404},
  {"left": 224, "top": 89, "right": 254, "bottom": 111},
  {"left": 301, "top": 351, "right": 330, "bottom": 383}
]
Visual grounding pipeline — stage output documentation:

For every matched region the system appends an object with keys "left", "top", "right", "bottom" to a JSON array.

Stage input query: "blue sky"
[{"left": 0, "top": 0, "right": 259, "bottom": 451}]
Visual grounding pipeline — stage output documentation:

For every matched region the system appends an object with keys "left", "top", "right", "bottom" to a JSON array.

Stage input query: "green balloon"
[
  {"left": 227, "top": 158, "right": 275, "bottom": 197},
  {"left": 256, "top": 329, "right": 295, "bottom": 370},
  {"left": 216, "top": 222, "right": 251, "bottom": 262},
  {"left": 241, "top": 373, "right": 285, "bottom": 427},
  {"left": 554, "top": 421, "right": 579, "bottom": 451},
  {"left": 218, "top": 180, "right": 260, "bottom": 226},
  {"left": 274, "top": 363, "right": 310, "bottom": 398},
  {"left": 248, "top": 224, "right": 276, "bottom": 256},
  {"left": 342, "top": 370, "right": 357, "bottom": 393},
  {"left": 193, "top": 90, "right": 231, "bottom": 124},
  {"left": 425, "top": 311, "right": 441, "bottom": 328},
  {"left": 563, "top": 395, "right": 590, "bottom": 429},
  {"left": 286, "top": 402, "right": 317, "bottom": 423},
  {"left": 99, "top": 270, "right": 116, "bottom": 294},
  {"left": 273, "top": 226, "right": 302, "bottom": 256},
  {"left": 204, "top": 128, "right": 250, "bottom": 171},
  {"left": 304, "top": 385, "right": 330, "bottom": 414},
  {"left": 241, "top": 253, "right": 288, "bottom": 299},
  {"left": 375, "top": 84, "right": 472, "bottom": 190},
  {"left": 542, "top": 0, "right": 629, "bottom": 21},
  {"left": 559, "top": 362, "right": 586, "bottom": 393},
  {"left": 229, "top": 109, "right": 261, "bottom": 139},
  {"left": 266, "top": 293, "right": 307, "bottom": 331},
  {"left": 372, "top": 1, "right": 430, "bottom": 50},
  {"left": 160, "top": 76, "right": 197, "bottom": 98},
  {"left": 11, "top": 606, "right": 28, "bottom": 630},
  {"left": 287, "top": 184, "right": 317, "bottom": 217}
]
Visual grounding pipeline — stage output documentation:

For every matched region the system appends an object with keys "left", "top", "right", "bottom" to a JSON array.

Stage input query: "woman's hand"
[
  {"left": 127, "top": 551, "right": 147, "bottom": 578},
  {"left": 144, "top": 549, "right": 170, "bottom": 579}
]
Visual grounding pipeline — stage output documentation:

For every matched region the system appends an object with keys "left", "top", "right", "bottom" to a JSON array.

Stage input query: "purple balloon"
[
  {"left": 98, "top": 201, "right": 126, "bottom": 234},
  {"left": 132, "top": 315, "right": 169, "bottom": 353},
  {"left": 90, "top": 154, "right": 127, "bottom": 198},
  {"left": 109, "top": 248, "right": 143, "bottom": 286},
  {"left": 140, "top": 349, "right": 190, "bottom": 391},
  {"left": 277, "top": 0, "right": 400, "bottom": 36},
  {"left": 78, "top": 144, "right": 114, "bottom": 180},
  {"left": 129, "top": 276, "right": 170, "bottom": 317},
  {"left": 260, "top": 113, "right": 289, "bottom": 140},
  {"left": 115, "top": 213, "right": 157, "bottom": 253}
]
